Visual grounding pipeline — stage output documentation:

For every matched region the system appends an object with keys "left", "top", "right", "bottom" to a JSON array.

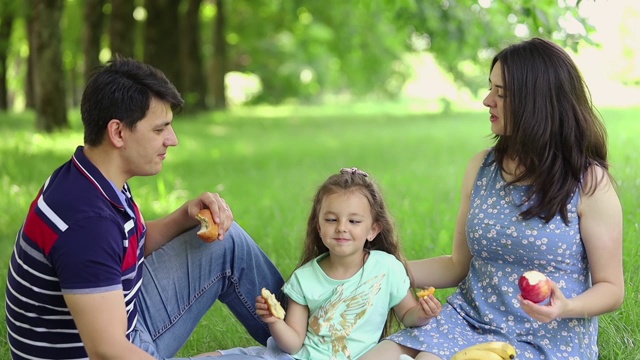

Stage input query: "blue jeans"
[
  {"left": 215, "top": 337, "right": 295, "bottom": 360},
  {"left": 131, "top": 222, "right": 284, "bottom": 359}
]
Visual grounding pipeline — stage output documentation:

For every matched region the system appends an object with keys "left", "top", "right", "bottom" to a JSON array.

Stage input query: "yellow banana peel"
[
  {"left": 451, "top": 341, "right": 517, "bottom": 360},
  {"left": 451, "top": 348, "right": 505, "bottom": 360}
]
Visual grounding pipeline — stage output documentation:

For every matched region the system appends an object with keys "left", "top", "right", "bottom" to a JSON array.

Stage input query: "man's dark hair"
[{"left": 80, "top": 55, "right": 184, "bottom": 146}]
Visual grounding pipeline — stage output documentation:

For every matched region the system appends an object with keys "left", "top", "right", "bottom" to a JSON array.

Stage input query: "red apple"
[{"left": 518, "top": 270, "right": 551, "bottom": 303}]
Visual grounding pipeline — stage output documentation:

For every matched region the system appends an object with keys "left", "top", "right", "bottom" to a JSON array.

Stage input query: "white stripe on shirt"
[{"left": 37, "top": 196, "right": 68, "bottom": 232}]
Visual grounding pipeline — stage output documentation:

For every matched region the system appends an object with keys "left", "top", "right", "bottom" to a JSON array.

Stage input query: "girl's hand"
[
  {"left": 255, "top": 296, "right": 283, "bottom": 324},
  {"left": 395, "top": 289, "right": 442, "bottom": 327},
  {"left": 519, "top": 280, "right": 568, "bottom": 323},
  {"left": 419, "top": 294, "right": 442, "bottom": 319}
]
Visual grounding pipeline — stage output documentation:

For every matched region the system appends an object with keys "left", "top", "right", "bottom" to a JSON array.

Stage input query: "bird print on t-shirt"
[{"left": 308, "top": 273, "right": 384, "bottom": 359}]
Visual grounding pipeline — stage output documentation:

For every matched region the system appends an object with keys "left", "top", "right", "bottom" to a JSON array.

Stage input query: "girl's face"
[
  {"left": 317, "top": 190, "right": 380, "bottom": 261},
  {"left": 483, "top": 61, "right": 506, "bottom": 135}
]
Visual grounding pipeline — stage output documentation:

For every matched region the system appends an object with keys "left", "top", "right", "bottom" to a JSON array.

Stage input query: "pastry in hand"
[
  {"left": 416, "top": 286, "right": 436, "bottom": 298},
  {"left": 195, "top": 209, "right": 219, "bottom": 242},
  {"left": 261, "top": 288, "right": 286, "bottom": 320}
]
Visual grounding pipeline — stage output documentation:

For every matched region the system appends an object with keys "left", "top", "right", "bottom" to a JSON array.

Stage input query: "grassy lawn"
[{"left": 0, "top": 105, "right": 638, "bottom": 359}]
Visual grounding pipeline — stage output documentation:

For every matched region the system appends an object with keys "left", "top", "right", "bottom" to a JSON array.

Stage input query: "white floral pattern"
[{"left": 387, "top": 150, "right": 597, "bottom": 360}]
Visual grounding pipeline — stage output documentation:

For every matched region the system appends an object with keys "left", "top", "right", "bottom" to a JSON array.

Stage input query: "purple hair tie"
[{"left": 340, "top": 167, "right": 369, "bottom": 177}]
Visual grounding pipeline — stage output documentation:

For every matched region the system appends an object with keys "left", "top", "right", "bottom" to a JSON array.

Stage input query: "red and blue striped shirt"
[{"left": 5, "top": 146, "right": 145, "bottom": 359}]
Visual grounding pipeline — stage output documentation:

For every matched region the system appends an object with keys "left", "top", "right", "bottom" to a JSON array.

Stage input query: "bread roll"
[
  {"left": 195, "top": 209, "right": 219, "bottom": 242},
  {"left": 261, "top": 288, "right": 286, "bottom": 320}
]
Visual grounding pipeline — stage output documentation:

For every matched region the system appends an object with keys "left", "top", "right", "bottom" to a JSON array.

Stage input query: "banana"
[
  {"left": 464, "top": 341, "right": 517, "bottom": 359},
  {"left": 451, "top": 349, "right": 505, "bottom": 360}
]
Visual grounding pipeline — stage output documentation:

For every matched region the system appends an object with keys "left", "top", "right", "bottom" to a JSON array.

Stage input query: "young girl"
[{"left": 208, "top": 167, "right": 441, "bottom": 360}]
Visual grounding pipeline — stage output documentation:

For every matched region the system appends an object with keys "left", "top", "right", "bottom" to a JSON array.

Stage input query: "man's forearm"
[{"left": 144, "top": 203, "right": 197, "bottom": 255}]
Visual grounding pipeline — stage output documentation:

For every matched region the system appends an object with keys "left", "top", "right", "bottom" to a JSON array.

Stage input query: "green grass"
[{"left": 1, "top": 105, "right": 638, "bottom": 359}]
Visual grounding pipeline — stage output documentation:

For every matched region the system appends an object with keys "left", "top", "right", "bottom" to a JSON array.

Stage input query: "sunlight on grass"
[
  {"left": 0, "top": 130, "right": 82, "bottom": 154},
  {"left": 1, "top": 107, "right": 639, "bottom": 358}
]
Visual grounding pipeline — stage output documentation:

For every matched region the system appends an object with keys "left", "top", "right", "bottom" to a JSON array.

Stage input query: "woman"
[{"left": 360, "top": 37, "right": 624, "bottom": 360}]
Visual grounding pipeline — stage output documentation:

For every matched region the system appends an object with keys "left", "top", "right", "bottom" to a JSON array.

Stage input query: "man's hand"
[{"left": 189, "top": 192, "right": 234, "bottom": 240}]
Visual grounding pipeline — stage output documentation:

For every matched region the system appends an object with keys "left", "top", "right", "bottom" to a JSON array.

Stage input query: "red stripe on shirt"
[
  {"left": 122, "top": 202, "right": 144, "bottom": 271},
  {"left": 23, "top": 204, "right": 60, "bottom": 256}
]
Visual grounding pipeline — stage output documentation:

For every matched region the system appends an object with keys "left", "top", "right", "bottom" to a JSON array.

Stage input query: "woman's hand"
[{"left": 519, "top": 280, "right": 568, "bottom": 323}]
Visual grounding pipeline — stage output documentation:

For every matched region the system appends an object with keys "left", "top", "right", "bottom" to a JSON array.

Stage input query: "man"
[{"left": 5, "top": 56, "right": 284, "bottom": 359}]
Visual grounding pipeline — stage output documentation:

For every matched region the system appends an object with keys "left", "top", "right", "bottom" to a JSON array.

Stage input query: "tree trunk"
[
  {"left": 143, "top": 0, "right": 181, "bottom": 85},
  {"left": 110, "top": 0, "right": 136, "bottom": 58},
  {"left": 25, "top": 4, "right": 35, "bottom": 110},
  {"left": 68, "top": 64, "right": 79, "bottom": 107},
  {"left": 180, "top": 0, "right": 207, "bottom": 112},
  {"left": 211, "top": 0, "right": 227, "bottom": 110},
  {"left": 83, "top": 0, "right": 105, "bottom": 83},
  {"left": 31, "top": 0, "right": 68, "bottom": 132},
  {"left": 0, "top": 15, "right": 13, "bottom": 111}
]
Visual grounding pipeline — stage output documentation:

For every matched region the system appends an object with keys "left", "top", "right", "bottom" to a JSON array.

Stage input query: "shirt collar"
[{"left": 71, "top": 145, "right": 126, "bottom": 210}]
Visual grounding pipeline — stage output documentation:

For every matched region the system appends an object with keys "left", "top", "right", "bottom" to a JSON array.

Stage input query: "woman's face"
[{"left": 482, "top": 61, "right": 506, "bottom": 135}]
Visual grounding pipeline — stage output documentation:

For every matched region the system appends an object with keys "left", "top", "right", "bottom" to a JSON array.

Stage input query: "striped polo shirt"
[{"left": 5, "top": 146, "right": 146, "bottom": 359}]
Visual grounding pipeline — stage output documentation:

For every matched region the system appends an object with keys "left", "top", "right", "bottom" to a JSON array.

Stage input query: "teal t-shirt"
[{"left": 283, "top": 250, "right": 410, "bottom": 360}]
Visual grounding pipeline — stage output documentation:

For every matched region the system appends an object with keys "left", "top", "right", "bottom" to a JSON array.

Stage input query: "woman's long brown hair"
[{"left": 491, "top": 37, "right": 610, "bottom": 224}]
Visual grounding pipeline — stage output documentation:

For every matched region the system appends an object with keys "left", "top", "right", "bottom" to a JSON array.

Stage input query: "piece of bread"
[
  {"left": 195, "top": 209, "right": 219, "bottom": 242},
  {"left": 261, "top": 288, "right": 286, "bottom": 320},
  {"left": 416, "top": 286, "right": 436, "bottom": 298}
]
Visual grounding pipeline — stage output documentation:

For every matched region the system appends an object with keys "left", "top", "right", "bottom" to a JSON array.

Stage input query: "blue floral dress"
[{"left": 387, "top": 150, "right": 598, "bottom": 360}]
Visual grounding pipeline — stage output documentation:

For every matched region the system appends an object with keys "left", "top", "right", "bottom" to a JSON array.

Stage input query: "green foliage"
[
  {"left": 386, "top": 0, "right": 596, "bottom": 94},
  {"left": 0, "top": 0, "right": 20, "bottom": 16},
  {"left": 62, "top": 0, "right": 83, "bottom": 66},
  {"left": 200, "top": 0, "right": 598, "bottom": 103},
  {"left": 0, "top": 0, "right": 612, "bottom": 109},
  {"left": 0, "top": 105, "right": 638, "bottom": 358}
]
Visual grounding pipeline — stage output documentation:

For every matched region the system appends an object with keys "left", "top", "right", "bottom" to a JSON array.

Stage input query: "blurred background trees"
[{"left": 0, "top": 0, "right": 636, "bottom": 132}]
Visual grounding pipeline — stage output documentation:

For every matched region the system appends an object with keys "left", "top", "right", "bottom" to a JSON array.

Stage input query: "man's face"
[{"left": 121, "top": 98, "right": 178, "bottom": 178}]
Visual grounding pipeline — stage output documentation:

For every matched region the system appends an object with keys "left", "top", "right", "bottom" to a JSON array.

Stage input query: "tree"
[
  {"left": 62, "top": 0, "right": 84, "bottom": 107},
  {"left": 217, "top": 0, "right": 595, "bottom": 103},
  {"left": 0, "top": 0, "right": 603, "bottom": 118},
  {"left": 30, "top": 0, "right": 67, "bottom": 131},
  {"left": 0, "top": 1, "right": 14, "bottom": 110},
  {"left": 143, "top": 0, "right": 181, "bottom": 85},
  {"left": 110, "top": 0, "right": 136, "bottom": 58},
  {"left": 83, "top": 0, "right": 105, "bottom": 84},
  {"left": 180, "top": 0, "right": 207, "bottom": 111},
  {"left": 22, "top": 1, "right": 35, "bottom": 110},
  {"left": 210, "top": 0, "right": 226, "bottom": 109},
  {"left": 384, "top": 0, "right": 596, "bottom": 94}
]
